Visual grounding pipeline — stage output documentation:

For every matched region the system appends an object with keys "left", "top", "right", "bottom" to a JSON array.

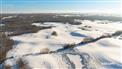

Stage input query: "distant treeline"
[
  {"left": 0, "top": 13, "right": 121, "bottom": 36},
  {"left": 1, "top": 13, "right": 122, "bottom": 22}
]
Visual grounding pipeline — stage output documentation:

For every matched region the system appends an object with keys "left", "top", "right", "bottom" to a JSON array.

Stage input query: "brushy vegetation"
[
  {"left": 51, "top": 31, "right": 58, "bottom": 36},
  {"left": 112, "top": 31, "right": 122, "bottom": 37},
  {"left": 4, "top": 58, "right": 30, "bottom": 69},
  {"left": 4, "top": 65, "right": 11, "bottom": 69},
  {"left": 17, "top": 59, "right": 29, "bottom": 69},
  {"left": 0, "top": 32, "right": 14, "bottom": 63}
]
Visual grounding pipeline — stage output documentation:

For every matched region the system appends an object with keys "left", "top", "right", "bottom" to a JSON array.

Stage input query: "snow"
[
  {"left": 0, "top": 24, "right": 5, "bottom": 26},
  {"left": 82, "top": 13, "right": 122, "bottom": 18},
  {"left": 5, "top": 20, "right": 122, "bottom": 69},
  {"left": 1, "top": 16, "right": 16, "bottom": 20},
  {"left": 56, "top": 14, "right": 81, "bottom": 17},
  {"left": 24, "top": 54, "right": 68, "bottom": 69}
]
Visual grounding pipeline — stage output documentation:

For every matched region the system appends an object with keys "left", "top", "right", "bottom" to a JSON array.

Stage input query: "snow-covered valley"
[{"left": 3, "top": 20, "right": 122, "bottom": 69}]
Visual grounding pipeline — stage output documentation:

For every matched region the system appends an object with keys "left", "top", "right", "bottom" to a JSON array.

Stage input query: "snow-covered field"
[{"left": 5, "top": 20, "right": 122, "bottom": 69}]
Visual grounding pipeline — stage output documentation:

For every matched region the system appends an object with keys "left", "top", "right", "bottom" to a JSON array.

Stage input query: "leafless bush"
[{"left": 51, "top": 31, "right": 58, "bottom": 36}]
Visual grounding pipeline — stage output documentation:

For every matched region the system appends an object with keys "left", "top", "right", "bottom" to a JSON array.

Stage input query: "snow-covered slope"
[{"left": 5, "top": 20, "right": 122, "bottom": 69}]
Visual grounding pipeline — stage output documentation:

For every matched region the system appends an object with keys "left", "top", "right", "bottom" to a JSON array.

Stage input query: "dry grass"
[
  {"left": 40, "top": 48, "right": 50, "bottom": 53},
  {"left": 0, "top": 32, "right": 14, "bottom": 63}
]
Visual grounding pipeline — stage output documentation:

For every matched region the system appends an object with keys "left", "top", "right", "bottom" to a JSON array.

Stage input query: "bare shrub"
[{"left": 51, "top": 31, "right": 57, "bottom": 36}]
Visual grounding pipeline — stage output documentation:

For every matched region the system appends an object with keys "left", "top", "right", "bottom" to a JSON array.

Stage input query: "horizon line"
[{"left": 0, "top": 12, "right": 122, "bottom": 14}]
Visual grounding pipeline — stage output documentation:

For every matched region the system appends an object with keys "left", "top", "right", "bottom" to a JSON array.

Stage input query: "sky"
[{"left": 1, "top": 0, "right": 122, "bottom": 14}]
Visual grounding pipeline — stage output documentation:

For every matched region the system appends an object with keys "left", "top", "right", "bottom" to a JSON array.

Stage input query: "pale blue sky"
[{"left": 1, "top": 0, "right": 121, "bottom": 13}]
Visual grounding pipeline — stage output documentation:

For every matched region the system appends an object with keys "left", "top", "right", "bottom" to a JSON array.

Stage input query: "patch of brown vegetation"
[
  {"left": 40, "top": 48, "right": 50, "bottom": 53},
  {"left": 17, "top": 59, "right": 29, "bottom": 69},
  {"left": 4, "top": 65, "right": 12, "bottom": 69},
  {"left": 0, "top": 32, "right": 14, "bottom": 63}
]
